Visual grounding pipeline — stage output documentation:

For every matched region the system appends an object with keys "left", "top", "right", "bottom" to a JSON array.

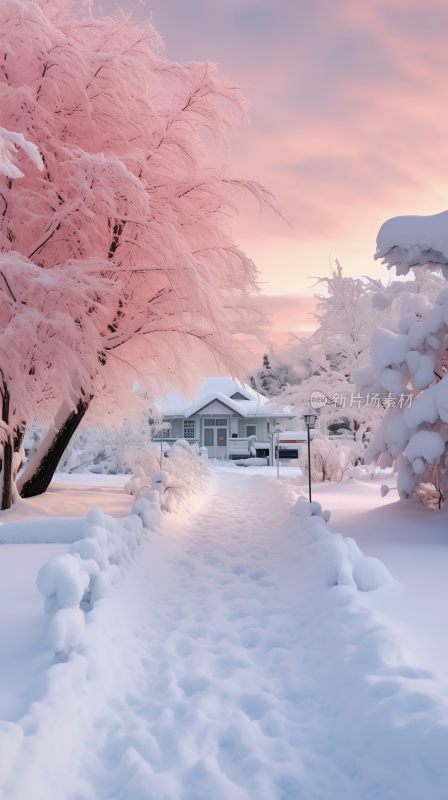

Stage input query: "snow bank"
[
  {"left": 294, "top": 496, "right": 391, "bottom": 592},
  {"left": 0, "top": 451, "right": 209, "bottom": 796},
  {"left": 33, "top": 444, "right": 207, "bottom": 658},
  {"left": 280, "top": 487, "right": 448, "bottom": 799},
  {"left": 125, "top": 438, "right": 209, "bottom": 512},
  {"left": 0, "top": 517, "right": 83, "bottom": 544},
  {"left": 35, "top": 500, "right": 155, "bottom": 658}
]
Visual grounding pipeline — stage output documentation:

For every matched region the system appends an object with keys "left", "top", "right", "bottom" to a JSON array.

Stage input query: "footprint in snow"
[
  {"left": 178, "top": 675, "right": 211, "bottom": 696},
  {"left": 240, "top": 629, "right": 262, "bottom": 649},
  {"left": 239, "top": 691, "right": 272, "bottom": 720},
  {"left": 249, "top": 568, "right": 270, "bottom": 581}
]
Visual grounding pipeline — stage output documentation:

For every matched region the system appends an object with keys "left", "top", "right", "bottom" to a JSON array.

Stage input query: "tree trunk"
[
  {"left": 12, "top": 423, "right": 25, "bottom": 479},
  {"left": 18, "top": 397, "right": 91, "bottom": 499},
  {"left": 1, "top": 437, "right": 13, "bottom": 510},
  {"left": 0, "top": 386, "right": 13, "bottom": 510}
]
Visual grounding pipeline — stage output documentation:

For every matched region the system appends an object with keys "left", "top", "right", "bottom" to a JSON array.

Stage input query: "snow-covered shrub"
[
  {"left": 299, "top": 437, "right": 358, "bottom": 482},
  {"left": 294, "top": 496, "right": 390, "bottom": 591},
  {"left": 36, "top": 496, "right": 159, "bottom": 659},
  {"left": 126, "top": 439, "right": 209, "bottom": 512},
  {"left": 56, "top": 412, "right": 154, "bottom": 475}
]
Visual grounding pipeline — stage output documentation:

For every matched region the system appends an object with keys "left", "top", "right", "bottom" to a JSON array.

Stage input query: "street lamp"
[
  {"left": 274, "top": 422, "right": 283, "bottom": 479},
  {"left": 303, "top": 410, "right": 318, "bottom": 502},
  {"left": 159, "top": 421, "right": 171, "bottom": 468}
]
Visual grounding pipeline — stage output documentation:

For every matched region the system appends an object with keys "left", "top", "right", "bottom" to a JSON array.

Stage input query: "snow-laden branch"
[
  {"left": 0, "top": 127, "right": 43, "bottom": 179},
  {"left": 376, "top": 210, "right": 448, "bottom": 276}
]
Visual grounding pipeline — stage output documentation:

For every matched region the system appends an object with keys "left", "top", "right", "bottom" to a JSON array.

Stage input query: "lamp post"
[
  {"left": 274, "top": 422, "right": 283, "bottom": 479},
  {"left": 159, "top": 421, "right": 171, "bottom": 468},
  {"left": 303, "top": 411, "right": 318, "bottom": 502}
]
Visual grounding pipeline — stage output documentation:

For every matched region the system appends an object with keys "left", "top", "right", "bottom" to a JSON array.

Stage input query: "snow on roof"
[
  {"left": 376, "top": 210, "right": 448, "bottom": 275},
  {"left": 159, "top": 377, "right": 293, "bottom": 418}
]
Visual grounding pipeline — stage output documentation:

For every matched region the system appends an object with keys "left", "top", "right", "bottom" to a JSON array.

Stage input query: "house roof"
[{"left": 158, "top": 377, "right": 294, "bottom": 419}]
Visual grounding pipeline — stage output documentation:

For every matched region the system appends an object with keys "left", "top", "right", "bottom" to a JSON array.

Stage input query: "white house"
[{"left": 154, "top": 377, "right": 298, "bottom": 460}]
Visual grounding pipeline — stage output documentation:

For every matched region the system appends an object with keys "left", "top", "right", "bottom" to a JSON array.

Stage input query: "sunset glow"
[{"left": 123, "top": 0, "right": 448, "bottom": 345}]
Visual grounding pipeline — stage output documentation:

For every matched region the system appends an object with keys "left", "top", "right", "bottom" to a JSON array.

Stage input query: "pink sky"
[{"left": 111, "top": 0, "right": 448, "bottom": 351}]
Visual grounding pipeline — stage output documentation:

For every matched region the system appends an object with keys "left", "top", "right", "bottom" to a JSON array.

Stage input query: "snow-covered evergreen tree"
[
  {"left": 358, "top": 212, "right": 448, "bottom": 508},
  {"left": 249, "top": 353, "right": 299, "bottom": 397}
]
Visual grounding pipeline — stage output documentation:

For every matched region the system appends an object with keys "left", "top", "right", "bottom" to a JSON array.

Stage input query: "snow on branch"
[
  {"left": 376, "top": 210, "right": 448, "bottom": 276},
  {"left": 0, "top": 128, "right": 43, "bottom": 179}
]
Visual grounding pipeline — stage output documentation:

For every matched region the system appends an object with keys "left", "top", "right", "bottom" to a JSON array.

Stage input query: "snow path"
[
  {"left": 74, "top": 470, "right": 312, "bottom": 800},
  {"left": 10, "top": 469, "right": 448, "bottom": 800}
]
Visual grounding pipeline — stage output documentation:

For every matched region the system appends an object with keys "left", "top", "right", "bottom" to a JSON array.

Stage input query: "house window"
[
  {"left": 246, "top": 424, "right": 257, "bottom": 437},
  {"left": 204, "top": 418, "right": 227, "bottom": 426},
  {"left": 183, "top": 420, "right": 195, "bottom": 439}
]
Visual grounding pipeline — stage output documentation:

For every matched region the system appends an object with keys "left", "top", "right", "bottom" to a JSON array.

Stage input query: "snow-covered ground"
[
  {"left": 0, "top": 475, "right": 132, "bottom": 730},
  {"left": 2, "top": 466, "right": 448, "bottom": 799},
  {"left": 0, "top": 542, "right": 66, "bottom": 720},
  {"left": 314, "top": 475, "right": 448, "bottom": 684}
]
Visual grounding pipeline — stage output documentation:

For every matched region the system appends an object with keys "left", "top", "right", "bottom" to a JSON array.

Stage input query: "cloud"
[
  {"left": 103, "top": 0, "right": 448, "bottom": 293},
  {"left": 257, "top": 293, "right": 316, "bottom": 345}
]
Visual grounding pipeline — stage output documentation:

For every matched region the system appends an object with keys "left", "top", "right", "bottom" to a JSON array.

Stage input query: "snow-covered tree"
[
  {"left": 0, "top": 0, "right": 272, "bottom": 502},
  {"left": 249, "top": 352, "right": 299, "bottom": 397},
  {"left": 375, "top": 210, "right": 448, "bottom": 278},
  {"left": 278, "top": 264, "right": 388, "bottom": 443},
  {"left": 359, "top": 211, "right": 448, "bottom": 508},
  {"left": 0, "top": 252, "right": 118, "bottom": 507}
]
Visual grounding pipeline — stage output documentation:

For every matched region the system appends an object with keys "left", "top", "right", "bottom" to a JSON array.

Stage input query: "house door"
[{"left": 203, "top": 419, "right": 228, "bottom": 458}]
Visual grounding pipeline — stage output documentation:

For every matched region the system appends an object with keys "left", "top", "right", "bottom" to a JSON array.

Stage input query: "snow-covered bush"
[
  {"left": 125, "top": 439, "right": 209, "bottom": 512},
  {"left": 294, "top": 496, "right": 390, "bottom": 591},
  {"left": 56, "top": 412, "right": 154, "bottom": 475},
  {"left": 36, "top": 498, "right": 158, "bottom": 659},
  {"left": 299, "top": 437, "right": 358, "bottom": 482}
]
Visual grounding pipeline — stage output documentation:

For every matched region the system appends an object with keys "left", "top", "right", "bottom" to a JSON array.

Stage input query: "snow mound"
[
  {"left": 37, "top": 554, "right": 89, "bottom": 613},
  {"left": 352, "top": 555, "right": 391, "bottom": 592},
  {"left": 295, "top": 496, "right": 391, "bottom": 592},
  {"left": 36, "top": 497, "right": 160, "bottom": 658},
  {"left": 47, "top": 607, "right": 86, "bottom": 658}
]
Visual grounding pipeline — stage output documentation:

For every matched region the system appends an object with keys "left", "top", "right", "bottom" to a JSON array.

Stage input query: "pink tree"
[
  {"left": 0, "top": 252, "right": 119, "bottom": 508},
  {"left": 0, "top": 0, "right": 271, "bottom": 501}
]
